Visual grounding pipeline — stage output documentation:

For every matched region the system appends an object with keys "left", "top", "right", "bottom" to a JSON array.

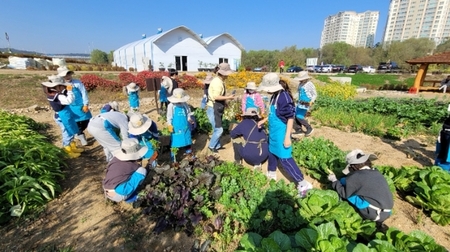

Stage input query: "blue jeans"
[{"left": 207, "top": 106, "right": 223, "bottom": 149}]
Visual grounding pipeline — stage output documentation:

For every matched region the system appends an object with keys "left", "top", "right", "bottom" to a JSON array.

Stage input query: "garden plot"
[{"left": 1, "top": 71, "right": 450, "bottom": 251}]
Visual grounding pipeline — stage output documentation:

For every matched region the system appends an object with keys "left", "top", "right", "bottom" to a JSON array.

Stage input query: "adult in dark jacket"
[
  {"left": 169, "top": 70, "right": 179, "bottom": 96},
  {"left": 103, "top": 138, "right": 148, "bottom": 202},
  {"left": 328, "top": 149, "right": 394, "bottom": 224},
  {"left": 230, "top": 108, "right": 269, "bottom": 168}
]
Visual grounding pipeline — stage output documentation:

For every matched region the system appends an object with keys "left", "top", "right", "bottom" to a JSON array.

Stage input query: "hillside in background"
[{"left": 0, "top": 48, "right": 89, "bottom": 58}]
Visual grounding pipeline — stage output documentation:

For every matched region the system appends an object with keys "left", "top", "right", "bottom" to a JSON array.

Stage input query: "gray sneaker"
[
  {"left": 266, "top": 171, "right": 277, "bottom": 180},
  {"left": 305, "top": 128, "right": 314, "bottom": 137},
  {"left": 297, "top": 180, "right": 313, "bottom": 198}
]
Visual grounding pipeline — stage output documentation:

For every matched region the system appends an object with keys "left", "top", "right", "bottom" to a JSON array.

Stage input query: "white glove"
[
  {"left": 328, "top": 173, "right": 337, "bottom": 182},
  {"left": 203, "top": 94, "right": 207, "bottom": 98}
]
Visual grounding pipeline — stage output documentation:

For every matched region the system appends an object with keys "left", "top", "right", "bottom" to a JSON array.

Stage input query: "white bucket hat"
[
  {"left": 109, "top": 101, "right": 119, "bottom": 111},
  {"left": 57, "top": 67, "right": 74, "bottom": 77},
  {"left": 113, "top": 138, "right": 148, "bottom": 161},
  {"left": 342, "top": 149, "right": 378, "bottom": 175},
  {"left": 126, "top": 82, "right": 140, "bottom": 92},
  {"left": 217, "top": 63, "right": 234, "bottom": 76},
  {"left": 294, "top": 71, "right": 311, "bottom": 81},
  {"left": 245, "top": 82, "right": 257, "bottom": 90},
  {"left": 257, "top": 73, "right": 283, "bottom": 93},
  {"left": 241, "top": 107, "right": 260, "bottom": 117},
  {"left": 161, "top": 76, "right": 172, "bottom": 89},
  {"left": 42, "top": 75, "right": 66, "bottom": 87},
  {"left": 128, "top": 113, "right": 153, "bottom": 135},
  {"left": 168, "top": 88, "right": 190, "bottom": 103}
]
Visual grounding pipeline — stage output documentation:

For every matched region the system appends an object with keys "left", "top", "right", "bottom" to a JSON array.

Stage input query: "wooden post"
[
  {"left": 412, "top": 63, "right": 429, "bottom": 92},
  {"left": 146, "top": 78, "right": 161, "bottom": 112}
]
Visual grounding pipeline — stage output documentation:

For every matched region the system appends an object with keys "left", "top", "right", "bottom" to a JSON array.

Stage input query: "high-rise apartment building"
[
  {"left": 383, "top": 0, "right": 450, "bottom": 45},
  {"left": 320, "top": 11, "right": 379, "bottom": 48}
]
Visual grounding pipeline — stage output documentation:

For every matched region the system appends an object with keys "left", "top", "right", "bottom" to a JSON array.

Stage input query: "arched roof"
[
  {"left": 115, "top": 25, "right": 208, "bottom": 51},
  {"left": 203, "top": 33, "right": 245, "bottom": 51}
]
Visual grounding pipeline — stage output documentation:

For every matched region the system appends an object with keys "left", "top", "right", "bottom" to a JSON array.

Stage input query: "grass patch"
[{"left": 314, "top": 73, "right": 415, "bottom": 90}]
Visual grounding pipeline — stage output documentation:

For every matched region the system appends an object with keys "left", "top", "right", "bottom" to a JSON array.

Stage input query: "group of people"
[{"left": 42, "top": 64, "right": 395, "bottom": 227}]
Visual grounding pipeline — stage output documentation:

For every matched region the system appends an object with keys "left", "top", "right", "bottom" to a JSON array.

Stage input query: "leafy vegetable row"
[{"left": 0, "top": 111, "right": 67, "bottom": 224}]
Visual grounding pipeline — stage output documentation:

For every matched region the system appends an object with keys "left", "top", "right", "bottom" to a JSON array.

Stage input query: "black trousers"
[{"left": 294, "top": 117, "right": 312, "bottom": 132}]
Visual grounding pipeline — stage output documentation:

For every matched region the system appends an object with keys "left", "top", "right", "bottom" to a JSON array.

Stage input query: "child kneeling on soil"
[
  {"left": 230, "top": 108, "right": 268, "bottom": 169},
  {"left": 103, "top": 138, "right": 151, "bottom": 203},
  {"left": 128, "top": 113, "right": 159, "bottom": 163},
  {"left": 328, "top": 149, "right": 394, "bottom": 227},
  {"left": 167, "top": 88, "right": 195, "bottom": 161}
]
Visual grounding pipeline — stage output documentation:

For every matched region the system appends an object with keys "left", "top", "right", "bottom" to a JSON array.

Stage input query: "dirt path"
[{"left": 1, "top": 92, "right": 450, "bottom": 251}]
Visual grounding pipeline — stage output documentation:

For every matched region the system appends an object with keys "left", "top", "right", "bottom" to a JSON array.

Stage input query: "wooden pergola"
[{"left": 406, "top": 51, "right": 450, "bottom": 92}]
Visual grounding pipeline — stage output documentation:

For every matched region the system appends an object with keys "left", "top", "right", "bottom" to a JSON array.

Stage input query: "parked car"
[
  {"left": 362, "top": 66, "right": 376, "bottom": 73},
  {"left": 286, "top": 65, "right": 303, "bottom": 72},
  {"left": 377, "top": 62, "right": 401, "bottom": 73},
  {"left": 306, "top": 65, "right": 315, "bottom": 72},
  {"left": 314, "top": 64, "right": 333, "bottom": 73},
  {"left": 332, "top": 65, "right": 346, "bottom": 73},
  {"left": 347, "top": 64, "right": 363, "bottom": 73},
  {"left": 253, "top": 66, "right": 268, "bottom": 72}
]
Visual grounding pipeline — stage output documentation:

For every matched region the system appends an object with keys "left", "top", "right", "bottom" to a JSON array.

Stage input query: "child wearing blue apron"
[
  {"left": 293, "top": 71, "right": 317, "bottom": 137},
  {"left": 127, "top": 113, "right": 159, "bottom": 165},
  {"left": 256, "top": 74, "right": 313, "bottom": 197},
  {"left": 42, "top": 75, "right": 83, "bottom": 158},
  {"left": 126, "top": 82, "right": 140, "bottom": 112},
  {"left": 59, "top": 69, "right": 92, "bottom": 146},
  {"left": 201, "top": 74, "right": 213, "bottom": 109},
  {"left": 241, "top": 82, "right": 265, "bottom": 115},
  {"left": 167, "top": 88, "right": 194, "bottom": 162}
]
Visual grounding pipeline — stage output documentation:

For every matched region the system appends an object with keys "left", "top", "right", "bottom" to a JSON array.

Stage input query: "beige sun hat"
[
  {"left": 128, "top": 113, "right": 153, "bottom": 135},
  {"left": 167, "top": 88, "right": 190, "bottom": 103},
  {"left": 245, "top": 82, "right": 257, "bottom": 90},
  {"left": 241, "top": 107, "right": 260, "bottom": 117},
  {"left": 217, "top": 63, "right": 234, "bottom": 76},
  {"left": 342, "top": 149, "right": 378, "bottom": 175},
  {"left": 294, "top": 71, "right": 311, "bottom": 81},
  {"left": 113, "top": 138, "right": 148, "bottom": 161},
  {"left": 203, "top": 74, "right": 213, "bottom": 84},
  {"left": 42, "top": 75, "right": 66, "bottom": 87},
  {"left": 126, "top": 82, "right": 140, "bottom": 92},
  {"left": 257, "top": 73, "right": 283, "bottom": 93},
  {"left": 161, "top": 76, "right": 172, "bottom": 88},
  {"left": 109, "top": 101, "right": 119, "bottom": 111},
  {"left": 57, "top": 67, "right": 74, "bottom": 77}
]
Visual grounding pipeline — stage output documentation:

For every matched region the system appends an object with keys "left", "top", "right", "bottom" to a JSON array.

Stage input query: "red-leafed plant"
[
  {"left": 178, "top": 74, "right": 202, "bottom": 90},
  {"left": 81, "top": 74, "right": 121, "bottom": 91}
]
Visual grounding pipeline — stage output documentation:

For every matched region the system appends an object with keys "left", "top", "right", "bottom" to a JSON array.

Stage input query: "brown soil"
[{"left": 1, "top": 70, "right": 450, "bottom": 251}]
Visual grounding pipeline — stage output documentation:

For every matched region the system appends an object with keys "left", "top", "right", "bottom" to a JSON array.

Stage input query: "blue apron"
[
  {"left": 57, "top": 106, "right": 79, "bottom": 137},
  {"left": 296, "top": 87, "right": 311, "bottom": 120},
  {"left": 159, "top": 87, "right": 168, "bottom": 102},
  {"left": 268, "top": 94, "right": 292, "bottom": 158},
  {"left": 69, "top": 87, "right": 92, "bottom": 122},
  {"left": 171, "top": 105, "right": 192, "bottom": 148},
  {"left": 245, "top": 94, "right": 257, "bottom": 111},
  {"left": 128, "top": 91, "right": 139, "bottom": 108}
]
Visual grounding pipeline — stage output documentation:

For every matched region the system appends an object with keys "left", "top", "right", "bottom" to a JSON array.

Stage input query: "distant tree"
[
  {"left": 90, "top": 49, "right": 108, "bottom": 64},
  {"left": 108, "top": 50, "right": 114, "bottom": 64},
  {"left": 321, "top": 42, "right": 353, "bottom": 65},
  {"left": 386, "top": 38, "right": 435, "bottom": 69},
  {"left": 435, "top": 38, "right": 450, "bottom": 53}
]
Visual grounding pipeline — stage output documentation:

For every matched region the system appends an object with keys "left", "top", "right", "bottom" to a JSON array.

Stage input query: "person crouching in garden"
[
  {"left": 434, "top": 116, "right": 450, "bottom": 171},
  {"left": 42, "top": 75, "right": 84, "bottom": 158},
  {"left": 230, "top": 108, "right": 269, "bottom": 169},
  {"left": 128, "top": 112, "right": 159, "bottom": 164},
  {"left": 58, "top": 68, "right": 92, "bottom": 146},
  {"left": 124, "top": 82, "right": 140, "bottom": 112},
  {"left": 87, "top": 106, "right": 129, "bottom": 162},
  {"left": 257, "top": 73, "right": 313, "bottom": 197},
  {"left": 328, "top": 149, "right": 393, "bottom": 227},
  {"left": 103, "top": 138, "right": 148, "bottom": 203},
  {"left": 241, "top": 82, "right": 265, "bottom": 115},
  {"left": 292, "top": 71, "right": 317, "bottom": 138},
  {"left": 167, "top": 88, "right": 195, "bottom": 161}
]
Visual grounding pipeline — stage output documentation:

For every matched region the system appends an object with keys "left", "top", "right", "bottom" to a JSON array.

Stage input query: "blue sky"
[{"left": 0, "top": 1, "right": 389, "bottom": 54}]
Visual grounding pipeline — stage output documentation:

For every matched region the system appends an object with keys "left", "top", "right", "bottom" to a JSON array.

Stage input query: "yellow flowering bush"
[
  {"left": 317, "top": 81, "right": 357, "bottom": 100},
  {"left": 194, "top": 72, "right": 208, "bottom": 79},
  {"left": 225, "top": 71, "right": 265, "bottom": 89}
]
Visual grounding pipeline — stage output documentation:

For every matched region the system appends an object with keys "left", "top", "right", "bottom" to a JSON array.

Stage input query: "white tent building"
[{"left": 113, "top": 26, "right": 244, "bottom": 72}]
